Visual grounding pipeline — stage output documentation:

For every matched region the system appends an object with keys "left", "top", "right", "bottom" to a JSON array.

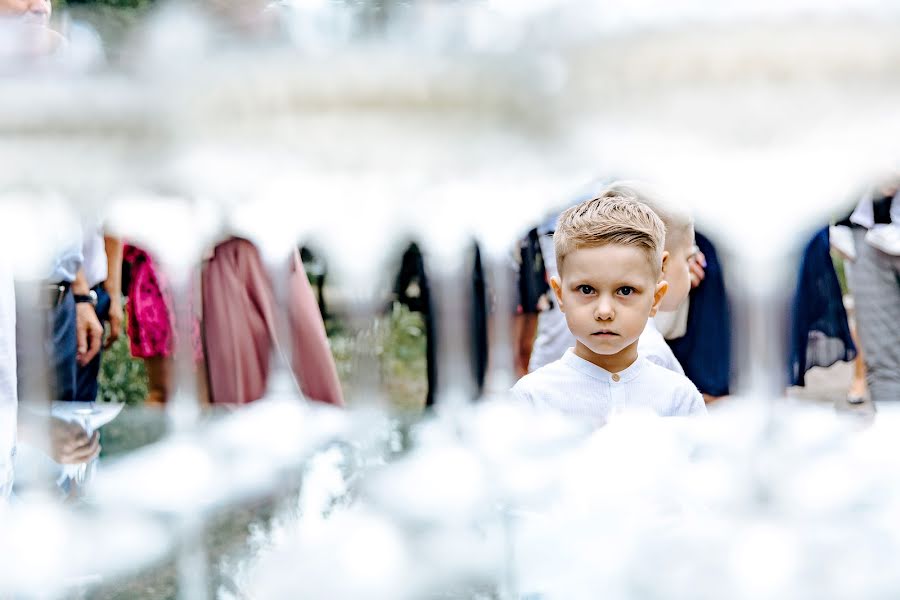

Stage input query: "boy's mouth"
[{"left": 592, "top": 330, "right": 619, "bottom": 337}]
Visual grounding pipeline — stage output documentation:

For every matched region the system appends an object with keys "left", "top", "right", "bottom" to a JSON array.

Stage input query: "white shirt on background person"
[{"left": 637, "top": 317, "right": 685, "bottom": 375}]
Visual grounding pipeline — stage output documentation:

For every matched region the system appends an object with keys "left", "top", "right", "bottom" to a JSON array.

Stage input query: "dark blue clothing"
[
  {"left": 51, "top": 291, "right": 77, "bottom": 402},
  {"left": 788, "top": 227, "right": 856, "bottom": 387},
  {"left": 667, "top": 232, "right": 732, "bottom": 397},
  {"left": 74, "top": 284, "right": 110, "bottom": 401}
]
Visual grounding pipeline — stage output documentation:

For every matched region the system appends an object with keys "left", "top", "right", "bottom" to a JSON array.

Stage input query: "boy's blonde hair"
[
  {"left": 554, "top": 186, "right": 666, "bottom": 275},
  {"left": 605, "top": 181, "right": 694, "bottom": 251}
]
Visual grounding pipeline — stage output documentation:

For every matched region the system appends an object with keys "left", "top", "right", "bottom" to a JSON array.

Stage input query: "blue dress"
[{"left": 788, "top": 227, "right": 856, "bottom": 386}]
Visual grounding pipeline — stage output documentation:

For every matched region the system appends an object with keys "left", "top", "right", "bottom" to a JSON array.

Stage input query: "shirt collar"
[{"left": 561, "top": 348, "right": 646, "bottom": 384}]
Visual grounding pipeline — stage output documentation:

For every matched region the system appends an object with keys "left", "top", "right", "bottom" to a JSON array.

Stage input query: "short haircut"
[
  {"left": 554, "top": 185, "right": 666, "bottom": 276},
  {"left": 604, "top": 181, "right": 694, "bottom": 251}
]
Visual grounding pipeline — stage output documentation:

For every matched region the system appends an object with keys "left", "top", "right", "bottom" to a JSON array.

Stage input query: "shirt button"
[{"left": 612, "top": 373, "right": 621, "bottom": 382}]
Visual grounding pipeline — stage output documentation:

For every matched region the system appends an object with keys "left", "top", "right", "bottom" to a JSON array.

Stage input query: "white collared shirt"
[
  {"left": 81, "top": 226, "right": 108, "bottom": 288},
  {"left": 511, "top": 349, "right": 705, "bottom": 428}
]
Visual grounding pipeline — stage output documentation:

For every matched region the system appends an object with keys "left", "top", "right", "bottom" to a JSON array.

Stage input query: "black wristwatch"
[{"left": 73, "top": 290, "right": 98, "bottom": 307}]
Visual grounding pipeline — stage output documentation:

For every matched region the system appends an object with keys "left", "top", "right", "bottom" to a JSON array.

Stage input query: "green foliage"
[
  {"left": 831, "top": 250, "right": 849, "bottom": 296},
  {"left": 328, "top": 302, "right": 428, "bottom": 412},
  {"left": 96, "top": 300, "right": 429, "bottom": 411},
  {"left": 97, "top": 313, "right": 148, "bottom": 406},
  {"left": 380, "top": 301, "right": 428, "bottom": 382}
]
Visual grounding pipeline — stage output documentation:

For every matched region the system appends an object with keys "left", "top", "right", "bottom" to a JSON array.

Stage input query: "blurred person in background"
[
  {"left": 201, "top": 239, "right": 343, "bottom": 406},
  {"left": 829, "top": 222, "right": 869, "bottom": 404},
  {"left": 0, "top": 0, "right": 49, "bottom": 24},
  {"left": 1, "top": 0, "right": 108, "bottom": 403},
  {"left": 121, "top": 0, "right": 339, "bottom": 408},
  {"left": 1, "top": 0, "right": 108, "bottom": 402},
  {"left": 514, "top": 211, "right": 570, "bottom": 378},
  {"left": 13, "top": 218, "right": 104, "bottom": 469},
  {"left": 131, "top": 0, "right": 340, "bottom": 406},
  {"left": 1, "top": 0, "right": 102, "bottom": 483},
  {"left": 664, "top": 231, "right": 731, "bottom": 403},
  {"left": 0, "top": 0, "right": 64, "bottom": 63},
  {"left": 120, "top": 242, "right": 206, "bottom": 407},
  {"left": 836, "top": 179, "right": 900, "bottom": 403},
  {"left": 40, "top": 246, "right": 104, "bottom": 402},
  {"left": 787, "top": 226, "right": 856, "bottom": 393},
  {"left": 0, "top": 0, "right": 102, "bottom": 71},
  {"left": 74, "top": 230, "right": 123, "bottom": 401},
  {"left": 122, "top": 243, "right": 177, "bottom": 406},
  {"left": 392, "top": 241, "right": 487, "bottom": 408}
]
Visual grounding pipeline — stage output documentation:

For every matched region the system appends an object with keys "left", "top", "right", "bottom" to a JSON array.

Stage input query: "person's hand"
[
  {"left": 104, "top": 293, "right": 124, "bottom": 349},
  {"left": 688, "top": 250, "right": 707, "bottom": 288},
  {"left": 48, "top": 418, "right": 100, "bottom": 465},
  {"left": 76, "top": 302, "right": 103, "bottom": 366}
]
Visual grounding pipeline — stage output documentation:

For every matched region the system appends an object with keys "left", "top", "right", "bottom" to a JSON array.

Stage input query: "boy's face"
[
  {"left": 0, "top": 0, "right": 51, "bottom": 26},
  {"left": 659, "top": 228, "right": 694, "bottom": 312},
  {"left": 552, "top": 243, "right": 667, "bottom": 371}
]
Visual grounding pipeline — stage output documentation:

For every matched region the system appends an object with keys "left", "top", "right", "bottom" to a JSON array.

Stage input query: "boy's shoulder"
[
  {"left": 510, "top": 356, "right": 579, "bottom": 401},
  {"left": 513, "top": 357, "right": 574, "bottom": 388}
]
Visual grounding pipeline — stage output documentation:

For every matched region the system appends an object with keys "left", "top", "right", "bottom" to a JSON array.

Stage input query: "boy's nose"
[{"left": 593, "top": 297, "right": 614, "bottom": 321}]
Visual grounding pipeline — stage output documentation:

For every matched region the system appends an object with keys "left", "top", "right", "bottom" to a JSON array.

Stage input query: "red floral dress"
[{"left": 123, "top": 244, "right": 174, "bottom": 359}]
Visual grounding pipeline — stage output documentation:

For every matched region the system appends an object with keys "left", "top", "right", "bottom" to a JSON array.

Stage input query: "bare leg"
[
  {"left": 195, "top": 357, "right": 210, "bottom": 407},
  {"left": 847, "top": 228, "right": 900, "bottom": 403},
  {"left": 847, "top": 321, "right": 868, "bottom": 403},
  {"left": 144, "top": 356, "right": 172, "bottom": 406}
]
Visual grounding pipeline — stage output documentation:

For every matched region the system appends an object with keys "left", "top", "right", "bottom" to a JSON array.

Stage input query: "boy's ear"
[
  {"left": 550, "top": 276, "right": 565, "bottom": 313},
  {"left": 650, "top": 280, "right": 668, "bottom": 317},
  {"left": 660, "top": 250, "right": 670, "bottom": 275}
]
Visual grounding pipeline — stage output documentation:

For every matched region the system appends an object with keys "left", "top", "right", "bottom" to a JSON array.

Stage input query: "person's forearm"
[
  {"left": 71, "top": 267, "right": 90, "bottom": 295},
  {"left": 103, "top": 235, "right": 123, "bottom": 296}
]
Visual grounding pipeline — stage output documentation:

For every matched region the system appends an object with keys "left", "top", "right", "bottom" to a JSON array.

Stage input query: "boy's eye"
[
  {"left": 618, "top": 286, "right": 635, "bottom": 296},
  {"left": 578, "top": 285, "right": 594, "bottom": 295}
]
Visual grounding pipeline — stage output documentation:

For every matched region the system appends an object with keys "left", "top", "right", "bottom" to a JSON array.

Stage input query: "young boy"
[
  {"left": 510, "top": 190, "right": 705, "bottom": 427},
  {"left": 515, "top": 182, "right": 702, "bottom": 377}
]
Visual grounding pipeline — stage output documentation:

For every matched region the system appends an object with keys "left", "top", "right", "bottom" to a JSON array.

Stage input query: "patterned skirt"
[{"left": 123, "top": 244, "right": 174, "bottom": 359}]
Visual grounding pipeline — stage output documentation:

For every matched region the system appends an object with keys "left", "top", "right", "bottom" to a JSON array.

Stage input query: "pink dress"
[
  {"left": 201, "top": 238, "right": 343, "bottom": 406},
  {"left": 123, "top": 244, "right": 174, "bottom": 359}
]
